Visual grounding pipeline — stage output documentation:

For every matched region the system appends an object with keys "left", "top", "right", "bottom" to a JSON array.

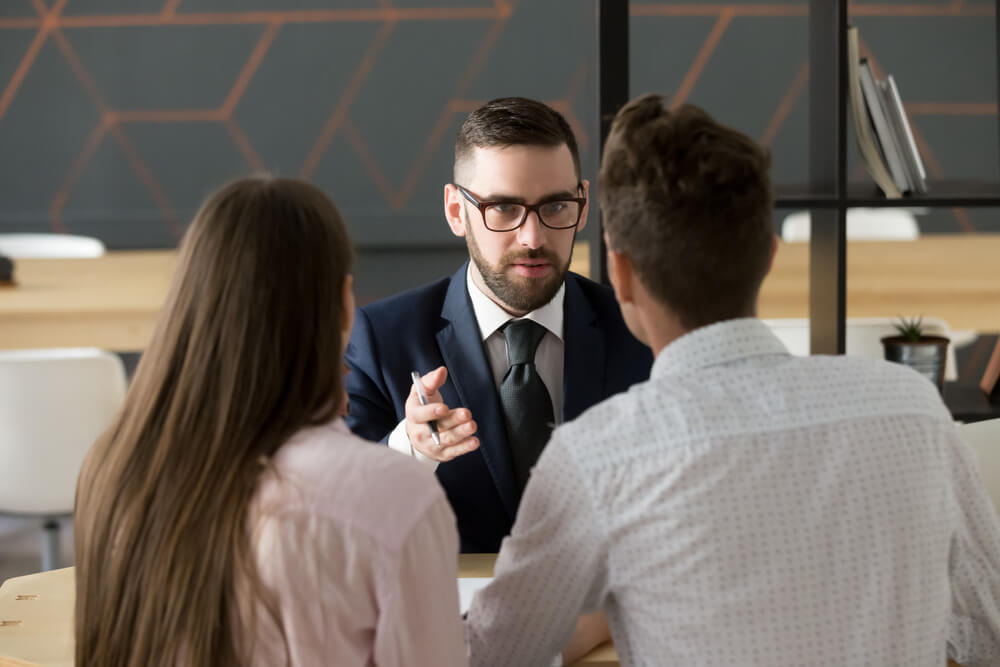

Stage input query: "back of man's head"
[
  {"left": 455, "top": 97, "right": 581, "bottom": 182},
  {"left": 599, "top": 94, "right": 774, "bottom": 330}
]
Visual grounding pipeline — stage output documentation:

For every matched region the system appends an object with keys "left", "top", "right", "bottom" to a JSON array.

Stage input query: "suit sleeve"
[{"left": 344, "top": 307, "right": 400, "bottom": 444}]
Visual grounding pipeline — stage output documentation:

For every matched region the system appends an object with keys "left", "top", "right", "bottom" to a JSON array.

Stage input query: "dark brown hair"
[
  {"left": 599, "top": 94, "right": 774, "bottom": 329},
  {"left": 74, "top": 176, "right": 353, "bottom": 667},
  {"left": 455, "top": 96, "right": 581, "bottom": 180}
]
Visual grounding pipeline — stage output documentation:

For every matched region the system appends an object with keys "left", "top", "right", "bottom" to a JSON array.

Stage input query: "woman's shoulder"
[{"left": 253, "top": 419, "right": 447, "bottom": 548}]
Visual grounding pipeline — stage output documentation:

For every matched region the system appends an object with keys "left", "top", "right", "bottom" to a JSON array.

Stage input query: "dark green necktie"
[{"left": 499, "top": 319, "right": 555, "bottom": 491}]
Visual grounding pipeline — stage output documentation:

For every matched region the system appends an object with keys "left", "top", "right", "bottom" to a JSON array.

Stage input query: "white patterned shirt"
[{"left": 465, "top": 318, "right": 1000, "bottom": 667}]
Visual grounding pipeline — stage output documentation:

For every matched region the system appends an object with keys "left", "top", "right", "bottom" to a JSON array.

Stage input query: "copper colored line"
[
  {"left": 851, "top": 4, "right": 991, "bottom": 16},
  {"left": 51, "top": 31, "right": 180, "bottom": 235},
  {"left": 952, "top": 207, "right": 976, "bottom": 233},
  {"left": 670, "top": 9, "right": 732, "bottom": 109},
  {"left": 0, "top": 18, "right": 42, "bottom": 28},
  {"left": 493, "top": 0, "right": 513, "bottom": 18},
  {"left": 450, "top": 99, "right": 483, "bottom": 113},
  {"left": 114, "top": 109, "right": 224, "bottom": 122},
  {"left": 343, "top": 118, "right": 398, "bottom": 209},
  {"left": 394, "top": 13, "right": 510, "bottom": 208},
  {"left": 221, "top": 21, "right": 281, "bottom": 117},
  {"left": 631, "top": 4, "right": 806, "bottom": 17},
  {"left": 109, "top": 123, "right": 183, "bottom": 237},
  {"left": 50, "top": 119, "right": 110, "bottom": 233},
  {"left": 50, "top": 30, "right": 109, "bottom": 113},
  {"left": 57, "top": 7, "right": 503, "bottom": 28},
  {"left": 760, "top": 60, "right": 808, "bottom": 148},
  {"left": 630, "top": 3, "right": 989, "bottom": 16},
  {"left": 0, "top": 27, "right": 50, "bottom": 121},
  {"left": 160, "top": 0, "right": 183, "bottom": 18},
  {"left": 565, "top": 61, "right": 588, "bottom": 105},
  {"left": 299, "top": 20, "right": 395, "bottom": 179},
  {"left": 905, "top": 102, "right": 997, "bottom": 115},
  {"left": 226, "top": 120, "right": 265, "bottom": 172},
  {"left": 549, "top": 101, "right": 589, "bottom": 153}
]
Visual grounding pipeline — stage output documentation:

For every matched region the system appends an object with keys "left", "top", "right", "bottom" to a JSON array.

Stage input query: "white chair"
[
  {"left": 763, "top": 316, "right": 959, "bottom": 381},
  {"left": 0, "top": 349, "right": 126, "bottom": 570},
  {"left": 0, "top": 233, "right": 105, "bottom": 259},
  {"left": 781, "top": 208, "right": 920, "bottom": 242},
  {"left": 957, "top": 418, "right": 1000, "bottom": 516}
]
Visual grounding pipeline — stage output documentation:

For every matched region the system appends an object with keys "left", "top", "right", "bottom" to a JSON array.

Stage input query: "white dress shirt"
[
  {"left": 465, "top": 318, "right": 1000, "bottom": 667},
  {"left": 388, "top": 265, "right": 565, "bottom": 466}
]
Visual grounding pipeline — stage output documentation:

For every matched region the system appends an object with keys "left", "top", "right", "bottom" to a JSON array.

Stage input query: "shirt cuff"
[{"left": 387, "top": 419, "right": 439, "bottom": 470}]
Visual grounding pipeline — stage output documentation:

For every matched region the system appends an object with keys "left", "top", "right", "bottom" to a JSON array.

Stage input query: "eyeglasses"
[{"left": 455, "top": 184, "right": 586, "bottom": 232}]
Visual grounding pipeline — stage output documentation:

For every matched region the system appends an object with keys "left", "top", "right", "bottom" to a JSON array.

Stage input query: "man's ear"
[
  {"left": 444, "top": 184, "right": 467, "bottom": 238},
  {"left": 576, "top": 179, "right": 591, "bottom": 233}
]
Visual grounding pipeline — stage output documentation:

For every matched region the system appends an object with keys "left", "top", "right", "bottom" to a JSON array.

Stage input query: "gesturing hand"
[{"left": 405, "top": 366, "right": 479, "bottom": 462}]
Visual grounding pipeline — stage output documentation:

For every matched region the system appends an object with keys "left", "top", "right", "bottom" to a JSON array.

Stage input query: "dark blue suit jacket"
[{"left": 344, "top": 263, "right": 652, "bottom": 552}]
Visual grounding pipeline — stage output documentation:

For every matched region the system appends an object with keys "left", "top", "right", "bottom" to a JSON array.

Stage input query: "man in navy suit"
[{"left": 345, "top": 97, "right": 652, "bottom": 552}]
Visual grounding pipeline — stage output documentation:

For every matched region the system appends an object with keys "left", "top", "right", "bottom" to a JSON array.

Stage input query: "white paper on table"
[{"left": 457, "top": 577, "right": 492, "bottom": 613}]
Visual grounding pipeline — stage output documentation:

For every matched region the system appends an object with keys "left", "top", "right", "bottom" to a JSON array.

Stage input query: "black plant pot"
[
  {"left": 0, "top": 254, "right": 13, "bottom": 285},
  {"left": 881, "top": 335, "right": 950, "bottom": 392}
]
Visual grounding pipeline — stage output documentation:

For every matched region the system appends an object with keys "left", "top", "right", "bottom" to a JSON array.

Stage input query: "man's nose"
[{"left": 516, "top": 210, "right": 545, "bottom": 249}]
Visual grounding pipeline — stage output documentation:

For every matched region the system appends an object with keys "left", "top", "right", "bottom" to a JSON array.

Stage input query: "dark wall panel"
[{"left": 1, "top": 1, "right": 997, "bottom": 303}]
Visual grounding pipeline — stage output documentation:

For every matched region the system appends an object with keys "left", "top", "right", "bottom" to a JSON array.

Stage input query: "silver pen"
[{"left": 410, "top": 371, "right": 441, "bottom": 447}]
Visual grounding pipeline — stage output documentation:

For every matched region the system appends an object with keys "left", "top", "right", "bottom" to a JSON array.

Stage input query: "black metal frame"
[{"left": 597, "top": 0, "right": 628, "bottom": 284}]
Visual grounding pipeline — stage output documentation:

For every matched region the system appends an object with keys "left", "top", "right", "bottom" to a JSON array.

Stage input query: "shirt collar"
[
  {"left": 466, "top": 263, "right": 565, "bottom": 342},
  {"left": 653, "top": 318, "right": 790, "bottom": 379}
]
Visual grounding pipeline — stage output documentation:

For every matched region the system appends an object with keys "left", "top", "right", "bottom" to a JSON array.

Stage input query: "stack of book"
[{"left": 847, "top": 26, "right": 927, "bottom": 198}]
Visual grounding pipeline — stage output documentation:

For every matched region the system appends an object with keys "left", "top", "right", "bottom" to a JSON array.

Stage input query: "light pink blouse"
[{"left": 244, "top": 418, "right": 467, "bottom": 666}]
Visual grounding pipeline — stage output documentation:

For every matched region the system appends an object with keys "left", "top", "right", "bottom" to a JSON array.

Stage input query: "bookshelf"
[
  {"left": 597, "top": 1, "right": 1000, "bottom": 355},
  {"left": 804, "top": 0, "right": 1000, "bottom": 354}
]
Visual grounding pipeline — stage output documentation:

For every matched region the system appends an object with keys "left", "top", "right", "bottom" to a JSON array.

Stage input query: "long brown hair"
[{"left": 74, "top": 176, "right": 353, "bottom": 666}]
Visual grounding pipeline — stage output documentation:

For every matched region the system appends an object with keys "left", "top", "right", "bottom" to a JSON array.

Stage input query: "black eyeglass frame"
[{"left": 454, "top": 183, "right": 587, "bottom": 232}]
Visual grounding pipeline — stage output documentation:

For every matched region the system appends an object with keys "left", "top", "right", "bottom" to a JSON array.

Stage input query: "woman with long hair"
[{"left": 74, "top": 176, "right": 467, "bottom": 666}]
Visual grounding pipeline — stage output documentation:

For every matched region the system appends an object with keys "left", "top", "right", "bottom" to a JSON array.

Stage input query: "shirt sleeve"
[
  {"left": 946, "top": 430, "right": 1000, "bottom": 667},
  {"left": 373, "top": 494, "right": 467, "bottom": 667},
  {"left": 464, "top": 433, "right": 608, "bottom": 667},
  {"left": 387, "top": 419, "right": 440, "bottom": 469}
]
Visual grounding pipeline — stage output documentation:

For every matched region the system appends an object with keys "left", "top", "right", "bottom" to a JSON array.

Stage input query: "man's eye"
[
  {"left": 541, "top": 202, "right": 568, "bottom": 215},
  {"left": 490, "top": 204, "right": 519, "bottom": 216}
]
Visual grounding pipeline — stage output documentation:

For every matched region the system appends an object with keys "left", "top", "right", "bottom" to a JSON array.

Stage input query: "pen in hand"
[{"left": 410, "top": 371, "right": 441, "bottom": 447}]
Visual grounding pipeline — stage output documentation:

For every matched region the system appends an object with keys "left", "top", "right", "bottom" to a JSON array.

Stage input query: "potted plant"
[{"left": 881, "top": 316, "right": 950, "bottom": 392}]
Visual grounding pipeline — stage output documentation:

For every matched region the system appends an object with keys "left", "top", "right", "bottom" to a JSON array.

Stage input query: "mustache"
[{"left": 502, "top": 248, "right": 560, "bottom": 265}]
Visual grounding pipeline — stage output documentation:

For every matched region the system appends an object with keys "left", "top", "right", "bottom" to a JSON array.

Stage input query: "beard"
[{"left": 466, "top": 223, "right": 574, "bottom": 314}]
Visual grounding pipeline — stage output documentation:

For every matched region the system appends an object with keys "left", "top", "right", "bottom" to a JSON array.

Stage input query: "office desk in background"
[
  {"left": 0, "top": 557, "right": 617, "bottom": 666},
  {"left": 0, "top": 251, "right": 174, "bottom": 351},
  {"left": 2, "top": 236, "right": 999, "bottom": 351}
]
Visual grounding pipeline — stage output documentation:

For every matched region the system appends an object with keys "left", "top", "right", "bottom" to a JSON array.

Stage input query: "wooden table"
[
  {"left": 0, "top": 568, "right": 73, "bottom": 667},
  {"left": 758, "top": 236, "right": 1000, "bottom": 331},
  {"left": 1, "top": 236, "right": 998, "bottom": 351},
  {"left": 0, "top": 251, "right": 174, "bottom": 351},
  {"left": 0, "top": 557, "right": 616, "bottom": 666}
]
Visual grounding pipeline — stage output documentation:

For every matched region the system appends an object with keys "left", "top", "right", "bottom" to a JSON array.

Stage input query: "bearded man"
[{"left": 345, "top": 97, "right": 652, "bottom": 552}]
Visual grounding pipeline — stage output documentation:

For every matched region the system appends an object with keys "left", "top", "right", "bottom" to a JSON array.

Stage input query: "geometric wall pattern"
[{"left": 1, "top": 0, "right": 997, "bottom": 297}]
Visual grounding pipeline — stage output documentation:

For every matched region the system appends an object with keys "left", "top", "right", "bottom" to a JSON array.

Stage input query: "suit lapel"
[
  {"left": 562, "top": 274, "right": 606, "bottom": 422},
  {"left": 436, "top": 264, "right": 519, "bottom": 518}
]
